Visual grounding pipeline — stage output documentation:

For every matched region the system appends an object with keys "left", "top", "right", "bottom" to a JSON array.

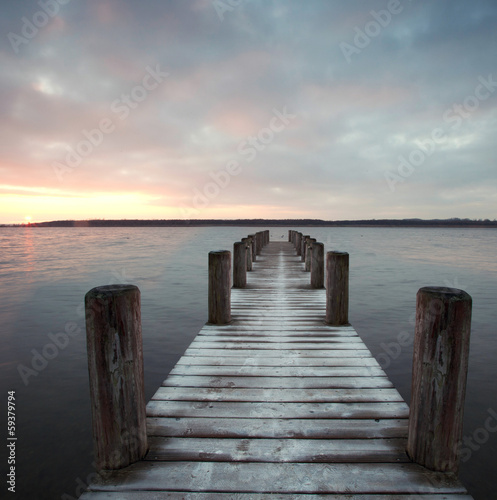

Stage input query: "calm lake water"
[{"left": 0, "top": 226, "right": 495, "bottom": 499}]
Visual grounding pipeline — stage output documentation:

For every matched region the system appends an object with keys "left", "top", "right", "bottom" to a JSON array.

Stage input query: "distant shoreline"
[{"left": 3, "top": 218, "right": 497, "bottom": 228}]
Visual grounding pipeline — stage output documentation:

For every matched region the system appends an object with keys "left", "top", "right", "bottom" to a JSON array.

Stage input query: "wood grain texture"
[
  {"left": 85, "top": 284, "right": 148, "bottom": 470},
  {"left": 407, "top": 287, "right": 472, "bottom": 473}
]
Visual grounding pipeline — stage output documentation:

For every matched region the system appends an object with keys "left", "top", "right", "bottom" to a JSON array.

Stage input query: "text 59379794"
[{"left": 7, "top": 391, "right": 16, "bottom": 493}]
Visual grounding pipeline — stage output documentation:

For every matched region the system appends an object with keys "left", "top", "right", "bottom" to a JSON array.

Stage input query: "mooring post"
[
  {"left": 288, "top": 230, "right": 292, "bottom": 242},
  {"left": 325, "top": 251, "right": 349, "bottom": 325},
  {"left": 310, "top": 242, "right": 324, "bottom": 288},
  {"left": 248, "top": 234, "right": 257, "bottom": 262},
  {"left": 407, "top": 287, "right": 472, "bottom": 473},
  {"left": 294, "top": 232, "right": 301, "bottom": 255},
  {"left": 233, "top": 241, "right": 247, "bottom": 288},
  {"left": 208, "top": 250, "right": 231, "bottom": 324},
  {"left": 301, "top": 235, "right": 310, "bottom": 262},
  {"left": 242, "top": 237, "right": 253, "bottom": 271},
  {"left": 85, "top": 284, "right": 148, "bottom": 471},
  {"left": 305, "top": 238, "right": 316, "bottom": 272},
  {"left": 265, "top": 230, "right": 270, "bottom": 245}
]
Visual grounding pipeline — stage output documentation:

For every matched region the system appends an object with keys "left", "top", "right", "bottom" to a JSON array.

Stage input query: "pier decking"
[{"left": 81, "top": 240, "right": 472, "bottom": 498}]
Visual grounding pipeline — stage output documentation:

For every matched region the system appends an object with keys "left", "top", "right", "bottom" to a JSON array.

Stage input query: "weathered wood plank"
[
  {"left": 170, "top": 365, "right": 384, "bottom": 377},
  {"left": 151, "top": 387, "right": 404, "bottom": 403},
  {"left": 183, "top": 348, "right": 372, "bottom": 358},
  {"left": 86, "top": 462, "right": 467, "bottom": 494},
  {"left": 162, "top": 375, "right": 393, "bottom": 389},
  {"left": 146, "top": 436, "right": 410, "bottom": 463},
  {"left": 147, "top": 417, "right": 409, "bottom": 439},
  {"left": 176, "top": 356, "right": 380, "bottom": 367},
  {"left": 187, "top": 341, "right": 368, "bottom": 350},
  {"left": 81, "top": 493, "right": 473, "bottom": 500},
  {"left": 146, "top": 400, "right": 410, "bottom": 419}
]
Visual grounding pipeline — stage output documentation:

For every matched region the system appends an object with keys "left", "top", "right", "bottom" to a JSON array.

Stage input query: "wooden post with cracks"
[
  {"left": 407, "top": 286, "right": 472, "bottom": 473},
  {"left": 85, "top": 284, "right": 148, "bottom": 471}
]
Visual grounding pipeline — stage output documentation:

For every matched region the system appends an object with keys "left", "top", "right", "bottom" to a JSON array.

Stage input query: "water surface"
[{"left": 0, "top": 226, "right": 495, "bottom": 498}]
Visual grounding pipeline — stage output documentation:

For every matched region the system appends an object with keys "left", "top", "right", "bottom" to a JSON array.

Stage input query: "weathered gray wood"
[
  {"left": 183, "top": 348, "right": 371, "bottom": 358},
  {"left": 241, "top": 237, "right": 252, "bottom": 271},
  {"left": 170, "top": 365, "right": 387, "bottom": 378},
  {"left": 233, "top": 241, "right": 247, "bottom": 288},
  {"left": 295, "top": 232, "right": 302, "bottom": 255},
  {"left": 162, "top": 375, "right": 393, "bottom": 389},
  {"left": 326, "top": 251, "right": 349, "bottom": 326},
  {"left": 151, "top": 387, "right": 403, "bottom": 403},
  {"left": 407, "top": 287, "right": 472, "bottom": 473},
  {"left": 310, "top": 241, "right": 324, "bottom": 288},
  {"left": 188, "top": 341, "right": 365, "bottom": 350},
  {"left": 147, "top": 417, "right": 408, "bottom": 439},
  {"left": 81, "top": 492, "right": 473, "bottom": 499},
  {"left": 256, "top": 231, "right": 263, "bottom": 254},
  {"left": 85, "top": 285, "right": 148, "bottom": 470},
  {"left": 84, "top": 461, "right": 466, "bottom": 494},
  {"left": 301, "top": 235, "right": 310, "bottom": 261},
  {"left": 248, "top": 234, "right": 257, "bottom": 262},
  {"left": 208, "top": 250, "right": 231, "bottom": 324},
  {"left": 176, "top": 355, "right": 381, "bottom": 367},
  {"left": 305, "top": 238, "right": 316, "bottom": 271},
  {"left": 146, "top": 436, "right": 410, "bottom": 463},
  {"left": 147, "top": 400, "right": 409, "bottom": 419}
]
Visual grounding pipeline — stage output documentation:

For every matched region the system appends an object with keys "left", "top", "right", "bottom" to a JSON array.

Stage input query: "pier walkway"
[{"left": 81, "top": 240, "right": 472, "bottom": 498}]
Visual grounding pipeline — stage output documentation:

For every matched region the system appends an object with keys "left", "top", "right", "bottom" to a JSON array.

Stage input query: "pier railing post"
[
  {"left": 248, "top": 234, "right": 257, "bottom": 262},
  {"left": 311, "top": 242, "right": 324, "bottom": 288},
  {"left": 325, "top": 251, "right": 349, "bottom": 325},
  {"left": 233, "top": 241, "right": 247, "bottom": 288},
  {"left": 85, "top": 284, "right": 148, "bottom": 471},
  {"left": 242, "top": 237, "right": 253, "bottom": 271},
  {"left": 208, "top": 250, "right": 231, "bottom": 324},
  {"left": 295, "top": 233, "right": 302, "bottom": 256},
  {"left": 407, "top": 287, "right": 472, "bottom": 473},
  {"left": 305, "top": 238, "right": 316, "bottom": 272},
  {"left": 301, "top": 235, "right": 310, "bottom": 261}
]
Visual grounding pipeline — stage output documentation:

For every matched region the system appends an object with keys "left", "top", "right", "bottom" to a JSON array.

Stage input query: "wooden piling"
[
  {"left": 295, "top": 233, "right": 302, "bottom": 256},
  {"left": 248, "top": 234, "right": 257, "bottom": 262},
  {"left": 305, "top": 238, "right": 316, "bottom": 272},
  {"left": 208, "top": 250, "right": 231, "bottom": 324},
  {"left": 242, "top": 237, "right": 252, "bottom": 271},
  {"left": 256, "top": 232, "right": 262, "bottom": 255},
  {"left": 311, "top": 242, "right": 324, "bottom": 288},
  {"left": 85, "top": 284, "right": 148, "bottom": 471},
  {"left": 325, "top": 251, "right": 349, "bottom": 326},
  {"left": 407, "top": 286, "right": 472, "bottom": 473},
  {"left": 233, "top": 242, "right": 247, "bottom": 288},
  {"left": 301, "top": 235, "right": 310, "bottom": 262}
]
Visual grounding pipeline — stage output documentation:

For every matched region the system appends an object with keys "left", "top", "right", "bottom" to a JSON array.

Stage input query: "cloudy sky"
[{"left": 1, "top": 0, "right": 496, "bottom": 224}]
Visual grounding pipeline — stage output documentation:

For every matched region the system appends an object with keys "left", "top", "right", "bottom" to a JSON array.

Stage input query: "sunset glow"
[{"left": 1, "top": 2, "right": 496, "bottom": 224}]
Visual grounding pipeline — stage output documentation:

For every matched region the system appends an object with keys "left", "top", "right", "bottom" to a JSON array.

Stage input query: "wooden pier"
[{"left": 81, "top": 232, "right": 473, "bottom": 498}]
